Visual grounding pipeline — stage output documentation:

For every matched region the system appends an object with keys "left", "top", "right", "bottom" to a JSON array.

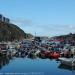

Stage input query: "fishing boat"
[
  {"left": 28, "top": 51, "right": 37, "bottom": 58},
  {"left": 50, "top": 52, "right": 60, "bottom": 59},
  {"left": 39, "top": 51, "right": 47, "bottom": 59},
  {"left": 0, "top": 43, "right": 8, "bottom": 56},
  {"left": 58, "top": 57, "right": 75, "bottom": 67},
  {"left": 7, "top": 43, "right": 17, "bottom": 57},
  {"left": 44, "top": 51, "right": 50, "bottom": 58}
]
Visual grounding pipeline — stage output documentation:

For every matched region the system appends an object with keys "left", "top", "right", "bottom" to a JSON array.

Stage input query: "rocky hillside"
[
  {"left": 54, "top": 33, "right": 75, "bottom": 41},
  {"left": 0, "top": 22, "right": 33, "bottom": 41}
]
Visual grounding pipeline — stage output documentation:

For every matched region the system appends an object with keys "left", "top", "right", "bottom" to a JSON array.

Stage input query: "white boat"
[
  {"left": 7, "top": 43, "right": 17, "bottom": 56},
  {"left": 59, "top": 57, "right": 75, "bottom": 67},
  {"left": 34, "top": 50, "right": 40, "bottom": 56}
]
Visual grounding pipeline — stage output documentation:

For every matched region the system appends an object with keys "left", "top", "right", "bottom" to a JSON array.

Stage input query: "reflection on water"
[
  {"left": 58, "top": 63, "right": 75, "bottom": 71},
  {"left": 0, "top": 57, "right": 10, "bottom": 69},
  {"left": 0, "top": 57, "right": 75, "bottom": 75}
]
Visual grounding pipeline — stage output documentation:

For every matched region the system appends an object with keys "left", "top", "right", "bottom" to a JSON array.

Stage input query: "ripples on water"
[{"left": 0, "top": 57, "right": 75, "bottom": 75}]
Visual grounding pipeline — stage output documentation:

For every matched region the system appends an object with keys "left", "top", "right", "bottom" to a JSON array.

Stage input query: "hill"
[
  {"left": 0, "top": 22, "right": 33, "bottom": 41},
  {"left": 53, "top": 33, "right": 75, "bottom": 41}
]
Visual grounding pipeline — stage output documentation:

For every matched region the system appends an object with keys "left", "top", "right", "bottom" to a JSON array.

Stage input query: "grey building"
[
  {"left": 0, "top": 14, "right": 2, "bottom": 21},
  {"left": 0, "top": 14, "right": 10, "bottom": 23}
]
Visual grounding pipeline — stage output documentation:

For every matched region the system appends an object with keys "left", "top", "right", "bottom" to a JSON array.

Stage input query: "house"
[{"left": 0, "top": 14, "right": 10, "bottom": 23}]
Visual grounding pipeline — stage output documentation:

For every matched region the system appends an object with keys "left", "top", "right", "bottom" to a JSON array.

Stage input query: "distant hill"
[
  {"left": 0, "top": 22, "right": 33, "bottom": 41},
  {"left": 53, "top": 33, "right": 75, "bottom": 41}
]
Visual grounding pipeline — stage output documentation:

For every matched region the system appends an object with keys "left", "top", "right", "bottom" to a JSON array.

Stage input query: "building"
[
  {"left": 0, "top": 14, "right": 10, "bottom": 23},
  {"left": 0, "top": 14, "right": 2, "bottom": 21}
]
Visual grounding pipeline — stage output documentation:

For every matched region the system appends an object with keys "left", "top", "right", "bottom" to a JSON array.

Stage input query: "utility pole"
[{"left": 35, "top": 32, "right": 36, "bottom": 37}]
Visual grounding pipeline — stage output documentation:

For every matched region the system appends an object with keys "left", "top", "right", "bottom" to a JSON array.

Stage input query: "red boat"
[
  {"left": 40, "top": 51, "right": 60, "bottom": 59},
  {"left": 40, "top": 51, "right": 50, "bottom": 58},
  {"left": 50, "top": 52, "right": 60, "bottom": 59},
  {"left": 44, "top": 51, "right": 50, "bottom": 57}
]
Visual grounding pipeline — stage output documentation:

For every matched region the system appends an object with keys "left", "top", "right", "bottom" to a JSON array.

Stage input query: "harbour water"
[{"left": 0, "top": 57, "right": 75, "bottom": 75}]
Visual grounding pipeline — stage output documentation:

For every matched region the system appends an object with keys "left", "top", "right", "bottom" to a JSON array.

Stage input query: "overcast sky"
[{"left": 0, "top": 0, "right": 75, "bottom": 37}]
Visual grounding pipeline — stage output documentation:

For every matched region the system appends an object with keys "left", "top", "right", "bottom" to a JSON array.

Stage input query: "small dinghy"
[{"left": 58, "top": 57, "right": 75, "bottom": 67}]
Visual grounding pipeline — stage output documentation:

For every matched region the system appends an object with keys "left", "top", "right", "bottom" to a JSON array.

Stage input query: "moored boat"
[
  {"left": 58, "top": 57, "right": 75, "bottom": 67},
  {"left": 49, "top": 52, "right": 60, "bottom": 59},
  {"left": 0, "top": 43, "right": 8, "bottom": 56}
]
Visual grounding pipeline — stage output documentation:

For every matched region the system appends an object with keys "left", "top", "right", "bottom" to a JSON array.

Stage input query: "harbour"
[
  {"left": 0, "top": 0, "right": 75, "bottom": 75},
  {"left": 0, "top": 38, "right": 75, "bottom": 75}
]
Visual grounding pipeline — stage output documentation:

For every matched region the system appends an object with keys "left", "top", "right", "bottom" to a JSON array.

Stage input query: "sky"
[{"left": 0, "top": 0, "right": 75, "bottom": 37}]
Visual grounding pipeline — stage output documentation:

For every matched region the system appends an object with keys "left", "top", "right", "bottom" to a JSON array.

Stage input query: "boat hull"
[{"left": 59, "top": 58, "right": 75, "bottom": 67}]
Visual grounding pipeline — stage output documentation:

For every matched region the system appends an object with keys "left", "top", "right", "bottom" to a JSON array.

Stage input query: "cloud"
[
  {"left": 69, "top": 25, "right": 75, "bottom": 29},
  {"left": 40, "top": 24, "right": 75, "bottom": 30},
  {"left": 10, "top": 19, "right": 75, "bottom": 36},
  {"left": 11, "top": 19, "right": 32, "bottom": 25},
  {"left": 32, "top": 24, "right": 75, "bottom": 36}
]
